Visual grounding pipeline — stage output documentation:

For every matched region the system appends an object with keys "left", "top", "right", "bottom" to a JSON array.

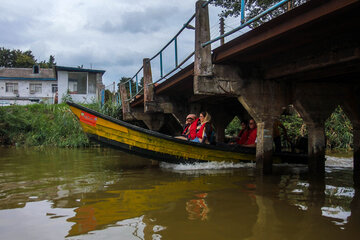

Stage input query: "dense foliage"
[
  {"left": 0, "top": 47, "right": 55, "bottom": 68},
  {"left": 325, "top": 106, "right": 353, "bottom": 150},
  {"left": 0, "top": 104, "right": 89, "bottom": 147},
  {"left": 0, "top": 101, "right": 123, "bottom": 147}
]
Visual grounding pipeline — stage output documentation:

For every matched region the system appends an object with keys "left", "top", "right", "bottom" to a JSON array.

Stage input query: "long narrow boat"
[{"left": 67, "top": 101, "right": 307, "bottom": 164}]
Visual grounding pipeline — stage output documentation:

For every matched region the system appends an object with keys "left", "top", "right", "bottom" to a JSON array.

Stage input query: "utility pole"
[
  {"left": 220, "top": 17, "right": 225, "bottom": 46},
  {"left": 287, "top": 0, "right": 293, "bottom": 11}
]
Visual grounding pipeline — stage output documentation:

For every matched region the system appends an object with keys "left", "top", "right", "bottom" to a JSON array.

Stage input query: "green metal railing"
[
  {"left": 120, "top": 0, "right": 294, "bottom": 103},
  {"left": 202, "top": 0, "right": 291, "bottom": 47}
]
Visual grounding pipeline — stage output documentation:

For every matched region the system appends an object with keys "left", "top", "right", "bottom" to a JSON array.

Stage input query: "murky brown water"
[{"left": 0, "top": 147, "right": 358, "bottom": 239}]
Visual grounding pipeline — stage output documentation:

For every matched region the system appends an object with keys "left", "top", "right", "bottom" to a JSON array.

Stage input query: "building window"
[
  {"left": 52, "top": 84, "right": 58, "bottom": 93},
  {"left": 68, "top": 72, "right": 87, "bottom": 94},
  {"left": 30, "top": 83, "right": 42, "bottom": 94},
  {"left": 88, "top": 73, "right": 96, "bottom": 94},
  {"left": 6, "top": 83, "right": 18, "bottom": 93},
  {"left": 33, "top": 65, "right": 40, "bottom": 74}
]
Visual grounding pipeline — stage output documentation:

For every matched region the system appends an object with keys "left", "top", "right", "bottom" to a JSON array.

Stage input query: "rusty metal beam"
[
  {"left": 155, "top": 63, "right": 194, "bottom": 95},
  {"left": 212, "top": 0, "right": 359, "bottom": 63}
]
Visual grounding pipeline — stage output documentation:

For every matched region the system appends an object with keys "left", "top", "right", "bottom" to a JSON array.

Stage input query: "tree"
[
  {"left": 0, "top": 47, "right": 56, "bottom": 68},
  {"left": 212, "top": 0, "right": 306, "bottom": 27},
  {"left": 39, "top": 55, "right": 56, "bottom": 68},
  {"left": 0, "top": 47, "right": 14, "bottom": 67},
  {"left": 117, "top": 76, "right": 144, "bottom": 98},
  {"left": 15, "top": 52, "right": 36, "bottom": 68}
]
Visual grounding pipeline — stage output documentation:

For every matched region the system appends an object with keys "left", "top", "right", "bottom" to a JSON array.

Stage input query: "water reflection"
[{"left": 0, "top": 147, "right": 359, "bottom": 239}]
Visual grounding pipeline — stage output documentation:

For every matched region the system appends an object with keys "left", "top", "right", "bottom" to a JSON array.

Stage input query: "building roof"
[
  {"left": 55, "top": 66, "right": 105, "bottom": 74},
  {"left": 0, "top": 67, "right": 56, "bottom": 81}
]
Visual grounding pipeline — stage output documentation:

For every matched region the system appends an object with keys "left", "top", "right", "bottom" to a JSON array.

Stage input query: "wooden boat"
[{"left": 67, "top": 101, "right": 307, "bottom": 164}]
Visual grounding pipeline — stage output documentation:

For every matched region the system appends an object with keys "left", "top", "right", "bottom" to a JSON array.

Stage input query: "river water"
[{"left": 0, "top": 147, "right": 358, "bottom": 239}]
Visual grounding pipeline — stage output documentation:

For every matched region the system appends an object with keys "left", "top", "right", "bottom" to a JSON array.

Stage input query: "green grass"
[{"left": 0, "top": 103, "right": 89, "bottom": 147}]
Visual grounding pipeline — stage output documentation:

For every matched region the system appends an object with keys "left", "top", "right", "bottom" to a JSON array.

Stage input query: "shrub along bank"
[
  {"left": 0, "top": 102, "right": 123, "bottom": 147},
  {"left": 0, "top": 103, "right": 89, "bottom": 147},
  {"left": 1, "top": 102, "right": 352, "bottom": 151}
]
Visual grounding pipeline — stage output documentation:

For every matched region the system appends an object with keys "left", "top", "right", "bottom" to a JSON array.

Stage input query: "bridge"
[{"left": 118, "top": 0, "right": 360, "bottom": 183}]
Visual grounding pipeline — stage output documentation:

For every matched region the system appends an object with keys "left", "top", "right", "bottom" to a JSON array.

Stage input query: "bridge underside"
[{"left": 120, "top": 0, "right": 360, "bottom": 184}]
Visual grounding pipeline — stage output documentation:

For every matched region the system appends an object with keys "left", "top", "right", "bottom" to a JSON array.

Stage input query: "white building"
[{"left": 0, "top": 66, "right": 105, "bottom": 106}]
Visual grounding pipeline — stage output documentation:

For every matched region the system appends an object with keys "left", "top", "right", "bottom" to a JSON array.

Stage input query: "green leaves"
[
  {"left": 0, "top": 104, "right": 89, "bottom": 147},
  {"left": 325, "top": 106, "right": 353, "bottom": 150},
  {"left": 0, "top": 47, "right": 55, "bottom": 68}
]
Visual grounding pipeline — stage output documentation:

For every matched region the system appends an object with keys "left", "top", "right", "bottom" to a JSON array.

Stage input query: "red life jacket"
[
  {"left": 196, "top": 122, "right": 207, "bottom": 139},
  {"left": 245, "top": 127, "right": 257, "bottom": 145},
  {"left": 182, "top": 124, "right": 190, "bottom": 135},
  {"left": 236, "top": 129, "right": 249, "bottom": 145},
  {"left": 188, "top": 118, "right": 200, "bottom": 140}
]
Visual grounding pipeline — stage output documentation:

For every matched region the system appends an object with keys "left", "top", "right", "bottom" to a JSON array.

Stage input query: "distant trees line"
[{"left": 0, "top": 47, "right": 56, "bottom": 68}]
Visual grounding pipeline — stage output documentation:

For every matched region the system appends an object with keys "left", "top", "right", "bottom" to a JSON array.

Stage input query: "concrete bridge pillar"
[
  {"left": 143, "top": 58, "right": 156, "bottom": 113},
  {"left": 342, "top": 87, "right": 360, "bottom": 186},
  {"left": 194, "top": 0, "right": 213, "bottom": 94},
  {"left": 306, "top": 122, "right": 326, "bottom": 176},
  {"left": 255, "top": 119, "right": 276, "bottom": 174},
  {"left": 353, "top": 123, "right": 360, "bottom": 186},
  {"left": 119, "top": 83, "right": 132, "bottom": 121},
  {"left": 211, "top": 111, "right": 234, "bottom": 143},
  {"left": 238, "top": 80, "right": 289, "bottom": 174},
  {"left": 294, "top": 83, "right": 337, "bottom": 176},
  {"left": 141, "top": 113, "right": 165, "bottom": 131}
]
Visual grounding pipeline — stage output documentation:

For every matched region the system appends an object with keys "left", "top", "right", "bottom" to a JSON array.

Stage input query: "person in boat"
[
  {"left": 187, "top": 115, "right": 201, "bottom": 141},
  {"left": 240, "top": 118, "right": 257, "bottom": 147},
  {"left": 229, "top": 120, "right": 249, "bottom": 145},
  {"left": 190, "top": 111, "right": 213, "bottom": 144},
  {"left": 273, "top": 118, "right": 291, "bottom": 152},
  {"left": 182, "top": 114, "right": 196, "bottom": 138}
]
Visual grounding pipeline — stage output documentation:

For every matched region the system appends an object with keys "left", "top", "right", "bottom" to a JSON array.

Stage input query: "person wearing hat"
[{"left": 182, "top": 114, "right": 197, "bottom": 138}]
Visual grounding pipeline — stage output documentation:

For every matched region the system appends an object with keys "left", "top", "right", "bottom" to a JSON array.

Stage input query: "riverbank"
[
  {"left": 0, "top": 103, "right": 353, "bottom": 153},
  {"left": 0, "top": 103, "right": 89, "bottom": 147}
]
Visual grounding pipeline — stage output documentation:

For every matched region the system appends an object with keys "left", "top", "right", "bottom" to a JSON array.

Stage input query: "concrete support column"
[
  {"left": 119, "top": 83, "right": 131, "bottom": 120},
  {"left": 256, "top": 119, "right": 274, "bottom": 174},
  {"left": 141, "top": 113, "right": 165, "bottom": 131},
  {"left": 211, "top": 111, "right": 234, "bottom": 143},
  {"left": 237, "top": 79, "right": 289, "bottom": 174},
  {"left": 354, "top": 123, "right": 360, "bottom": 186},
  {"left": 143, "top": 58, "right": 156, "bottom": 112},
  {"left": 307, "top": 122, "right": 326, "bottom": 176},
  {"left": 194, "top": 0, "right": 212, "bottom": 77},
  {"left": 194, "top": 0, "right": 212, "bottom": 94}
]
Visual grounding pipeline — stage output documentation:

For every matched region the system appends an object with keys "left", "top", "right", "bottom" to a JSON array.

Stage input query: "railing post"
[
  {"left": 174, "top": 37, "right": 178, "bottom": 67},
  {"left": 194, "top": 0, "right": 213, "bottom": 94},
  {"left": 136, "top": 74, "right": 139, "bottom": 93},
  {"left": 143, "top": 58, "right": 155, "bottom": 112},
  {"left": 220, "top": 17, "right": 225, "bottom": 45},
  {"left": 160, "top": 52, "right": 163, "bottom": 78},
  {"left": 241, "top": 0, "right": 245, "bottom": 24},
  {"left": 119, "top": 84, "right": 131, "bottom": 119}
]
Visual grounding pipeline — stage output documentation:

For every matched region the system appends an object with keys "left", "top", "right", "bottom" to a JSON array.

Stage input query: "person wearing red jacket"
[
  {"left": 236, "top": 120, "right": 249, "bottom": 145},
  {"left": 190, "top": 112, "right": 212, "bottom": 144},
  {"left": 241, "top": 119, "right": 257, "bottom": 147},
  {"left": 182, "top": 114, "right": 196, "bottom": 138}
]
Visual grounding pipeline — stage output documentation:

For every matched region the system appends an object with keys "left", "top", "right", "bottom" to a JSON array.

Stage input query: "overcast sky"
[{"left": 0, "top": 0, "right": 241, "bottom": 87}]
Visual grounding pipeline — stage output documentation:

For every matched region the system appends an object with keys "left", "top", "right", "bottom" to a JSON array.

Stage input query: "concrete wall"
[
  {"left": 0, "top": 80, "right": 57, "bottom": 105},
  {"left": 57, "top": 71, "right": 68, "bottom": 103},
  {"left": 57, "top": 70, "right": 97, "bottom": 104}
]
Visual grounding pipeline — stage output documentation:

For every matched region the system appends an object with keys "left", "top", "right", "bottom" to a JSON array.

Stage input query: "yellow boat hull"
[{"left": 67, "top": 102, "right": 256, "bottom": 164}]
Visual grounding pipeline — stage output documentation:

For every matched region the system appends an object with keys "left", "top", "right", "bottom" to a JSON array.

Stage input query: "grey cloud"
[
  {"left": 0, "top": 18, "right": 35, "bottom": 45},
  {"left": 92, "top": 6, "right": 185, "bottom": 34}
]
